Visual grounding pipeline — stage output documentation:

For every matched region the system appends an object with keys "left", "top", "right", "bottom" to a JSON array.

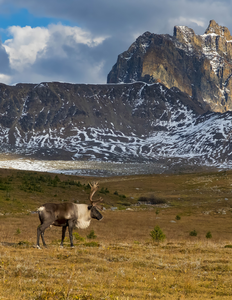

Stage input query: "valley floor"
[
  {"left": 0, "top": 213, "right": 232, "bottom": 300},
  {"left": 0, "top": 167, "right": 231, "bottom": 299}
]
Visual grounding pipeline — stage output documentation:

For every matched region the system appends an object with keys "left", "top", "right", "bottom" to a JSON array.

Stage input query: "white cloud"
[
  {"left": 170, "top": 17, "right": 206, "bottom": 29},
  {"left": 4, "top": 26, "right": 49, "bottom": 71},
  {"left": 0, "top": 0, "right": 232, "bottom": 85},
  {"left": 0, "top": 74, "right": 11, "bottom": 84},
  {"left": 47, "top": 23, "right": 107, "bottom": 47},
  {"left": 3, "top": 24, "right": 108, "bottom": 75}
]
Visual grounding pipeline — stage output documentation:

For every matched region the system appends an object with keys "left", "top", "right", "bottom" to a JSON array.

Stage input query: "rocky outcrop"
[{"left": 107, "top": 20, "right": 232, "bottom": 113}]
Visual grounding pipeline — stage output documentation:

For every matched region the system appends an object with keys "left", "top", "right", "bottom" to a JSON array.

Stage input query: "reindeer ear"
[{"left": 88, "top": 205, "right": 92, "bottom": 210}]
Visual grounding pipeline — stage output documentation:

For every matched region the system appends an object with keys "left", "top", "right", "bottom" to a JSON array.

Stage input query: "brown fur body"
[{"left": 37, "top": 202, "right": 102, "bottom": 248}]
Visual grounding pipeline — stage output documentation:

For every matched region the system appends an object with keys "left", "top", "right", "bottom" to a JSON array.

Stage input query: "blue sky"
[
  {"left": 0, "top": 0, "right": 231, "bottom": 85},
  {"left": 0, "top": 6, "right": 77, "bottom": 42}
]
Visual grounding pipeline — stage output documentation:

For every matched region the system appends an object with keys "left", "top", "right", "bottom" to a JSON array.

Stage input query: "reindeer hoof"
[{"left": 37, "top": 245, "right": 41, "bottom": 249}]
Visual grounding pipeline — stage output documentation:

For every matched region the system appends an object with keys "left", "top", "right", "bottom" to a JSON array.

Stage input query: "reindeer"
[{"left": 36, "top": 182, "right": 103, "bottom": 249}]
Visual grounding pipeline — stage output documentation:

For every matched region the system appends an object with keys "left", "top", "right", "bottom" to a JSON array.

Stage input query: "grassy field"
[{"left": 0, "top": 168, "right": 232, "bottom": 299}]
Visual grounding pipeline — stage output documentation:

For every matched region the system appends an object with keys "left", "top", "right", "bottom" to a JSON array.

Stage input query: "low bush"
[
  {"left": 99, "top": 187, "right": 109, "bottom": 194},
  {"left": 150, "top": 225, "right": 166, "bottom": 243},
  {"left": 73, "top": 232, "right": 85, "bottom": 242},
  {"left": 87, "top": 230, "right": 97, "bottom": 239},
  {"left": 190, "top": 229, "right": 197, "bottom": 236},
  {"left": 16, "top": 228, "right": 21, "bottom": 235},
  {"left": 119, "top": 194, "right": 126, "bottom": 199},
  {"left": 17, "top": 241, "right": 31, "bottom": 248},
  {"left": 206, "top": 231, "right": 212, "bottom": 239}
]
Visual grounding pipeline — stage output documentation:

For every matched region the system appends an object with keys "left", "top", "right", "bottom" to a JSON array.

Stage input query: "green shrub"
[
  {"left": 190, "top": 229, "right": 197, "bottom": 236},
  {"left": 0, "top": 183, "right": 9, "bottom": 191},
  {"left": 113, "top": 190, "right": 126, "bottom": 198},
  {"left": 19, "top": 183, "right": 43, "bottom": 193},
  {"left": 225, "top": 245, "right": 232, "bottom": 248},
  {"left": 17, "top": 241, "right": 30, "bottom": 247},
  {"left": 85, "top": 183, "right": 91, "bottom": 190},
  {"left": 54, "top": 175, "right": 60, "bottom": 182},
  {"left": 87, "top": 230, "right": 97, "bottom": 239},
  {"left": 99, "top": 187, "right": 109, "bottom": 194},
  {"left": 175, "top": 215, "right": 181, "bottom": 220},
  {"left": 73, "top": 232, "right": 85, "bottom": 242},
  {"left": 150, "top": 225, "right": 166, "bottom": 243},
  {"left": 16, "top": 228, "right": 21, "bottom": 235},
  {"left": 119, "top": 194, "right": 126, "bottom": 199},
  {"left": 64, "top": 179, "right": 78, "bottom": 186},
  {"left": 206, "top": 231, "right": 212, "bottom": 239}
]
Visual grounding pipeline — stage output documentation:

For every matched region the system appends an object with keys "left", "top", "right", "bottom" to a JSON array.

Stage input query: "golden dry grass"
[{"left": 0, "top": 169, "right": 232, "bottom": 299}]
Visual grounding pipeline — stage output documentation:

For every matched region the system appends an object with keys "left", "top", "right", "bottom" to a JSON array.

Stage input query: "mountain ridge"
[{"left": 0, "top": 81, "right": 231, "bottom": 171}]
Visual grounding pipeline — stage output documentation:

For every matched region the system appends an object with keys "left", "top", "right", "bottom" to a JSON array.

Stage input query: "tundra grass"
[
  {"left": 0, "top": 168, "right": 232, "bottom": 298},
  {"left": 0, "top": 237, "right": 232, "bottom": 299}
]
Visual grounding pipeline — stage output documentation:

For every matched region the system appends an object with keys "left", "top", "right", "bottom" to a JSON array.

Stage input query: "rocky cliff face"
[
  {"left": 0, "top": 81, "right": 203, "bottom": 138},
  {"left": 107, "top": 20, "right": 232, "bottom": 113}
]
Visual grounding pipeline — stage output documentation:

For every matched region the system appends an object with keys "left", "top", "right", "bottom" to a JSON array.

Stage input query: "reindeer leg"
[
  {"left": 60, "top": 225, "right": 67, "bottom": 248},
  {"left": 41, "top": 232, "right": 46, "bottom": 247},
  {"left": 37, "top": 224, "right": 44, "bottom": 249},
  {"left": 37, "top": 222, "right": 52, "bottom": 249},
  {"left": 68, "top": 220, "right": 75, "bottom": 248},
  {"left": 37, "top": 226, "right": 41, "bottom": 249}
]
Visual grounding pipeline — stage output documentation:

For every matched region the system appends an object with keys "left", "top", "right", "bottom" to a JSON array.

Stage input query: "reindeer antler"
[
  {"left": 89, "top": 182, "right": 99, "bottom": 203},
  {"left": 89, "top": 182, "right": 104, "bottom": 210}
]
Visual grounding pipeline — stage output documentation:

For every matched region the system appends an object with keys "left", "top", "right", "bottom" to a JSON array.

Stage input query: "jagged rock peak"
[
  {"left": 173, "top": 25, "right": 202, "bottom": 49},
  {"left": 107, "top": 20, "right": 232, "bottom": 113},
  {"left": 204, "top": 20, "right": 232, "bottom": 40},
  {"left": 174, "top": 20, "right": 232, "bottom": 41},
  {"left": 173, "top": 25, "right": 195, "bottom": 40}
]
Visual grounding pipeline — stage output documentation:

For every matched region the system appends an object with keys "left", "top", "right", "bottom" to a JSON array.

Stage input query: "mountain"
[
  {"left": 0, "top": 80, "right": 231, "bottom": 171},
  {"left": 107, "top": 20, "right": 232, "bottom": 113},
  {"left": 0, "top": 20, "right": 232, "bottom": 172}
]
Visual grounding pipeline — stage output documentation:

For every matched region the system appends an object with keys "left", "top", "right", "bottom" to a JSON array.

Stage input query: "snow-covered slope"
[{"left": 0, "top": 80, "right": 231, "bottom": 170}]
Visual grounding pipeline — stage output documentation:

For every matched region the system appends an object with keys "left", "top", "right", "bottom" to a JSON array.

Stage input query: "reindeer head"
[{"left": 88, "top": 182, "right": 104, "bottom": 220}]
